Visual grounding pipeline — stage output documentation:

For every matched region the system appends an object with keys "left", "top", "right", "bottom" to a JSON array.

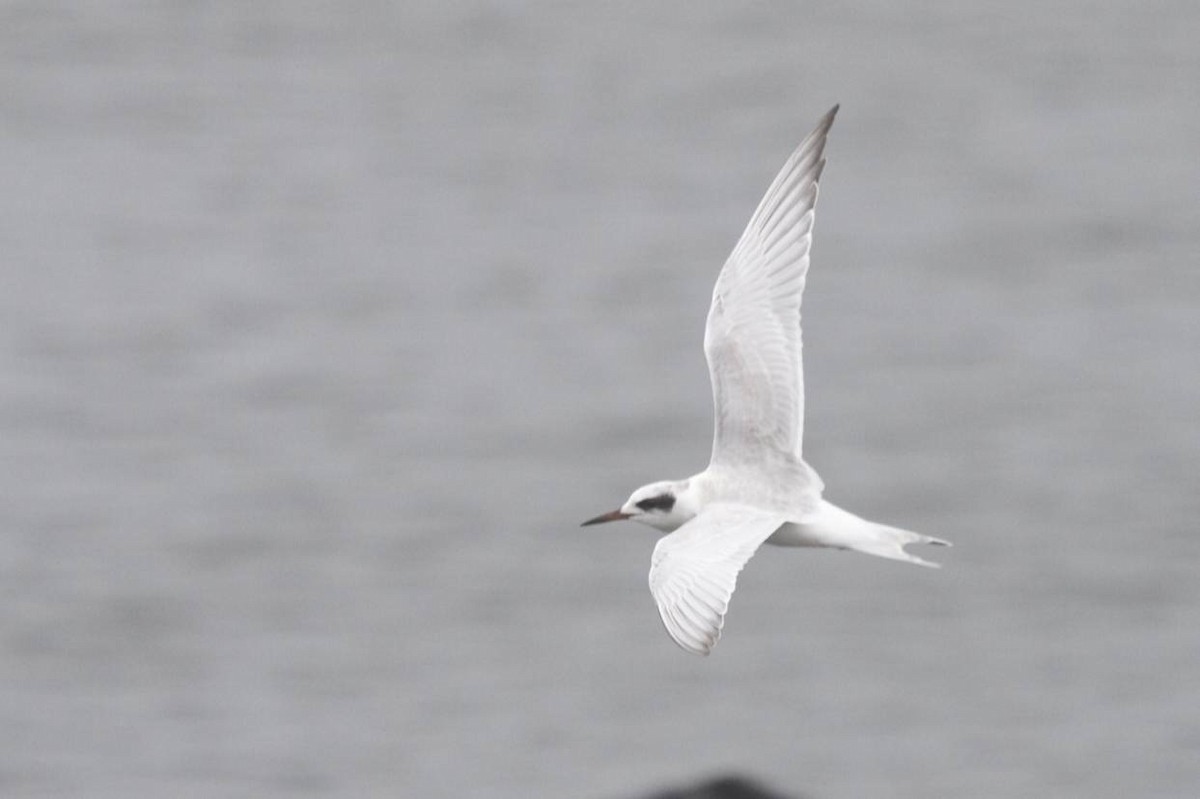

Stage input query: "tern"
[{"left": 582, "top": 106, "right": 950, "bottom": 655}]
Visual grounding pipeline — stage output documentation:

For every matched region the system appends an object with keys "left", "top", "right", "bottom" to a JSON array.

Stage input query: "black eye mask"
[{"left": 635, "top": 494, "right": 676, "bottom": 512}]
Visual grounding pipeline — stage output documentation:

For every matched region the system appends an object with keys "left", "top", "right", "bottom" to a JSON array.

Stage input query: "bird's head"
[{"left": 582, "top": 479, "right": 696, "bottom": 533}]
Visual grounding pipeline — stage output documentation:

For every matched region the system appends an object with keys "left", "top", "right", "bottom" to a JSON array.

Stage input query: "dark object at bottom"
[{"left": 644, "top": 775, "right": 799, "bottom": 799}]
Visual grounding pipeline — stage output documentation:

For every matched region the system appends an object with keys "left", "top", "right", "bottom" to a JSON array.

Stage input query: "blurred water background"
[{"left": 2, "top": 2, "right": 1198, "bottom": 797}]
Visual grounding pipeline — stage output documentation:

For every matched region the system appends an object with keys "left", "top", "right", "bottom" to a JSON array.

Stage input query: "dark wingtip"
[{"left": 823, "top": 104, "right": 840, "bottom": 128}]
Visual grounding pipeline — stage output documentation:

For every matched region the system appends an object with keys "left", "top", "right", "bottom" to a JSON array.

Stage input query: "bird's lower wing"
[{"left": 648, "top": 504, "right": 788, "bottom": 655}]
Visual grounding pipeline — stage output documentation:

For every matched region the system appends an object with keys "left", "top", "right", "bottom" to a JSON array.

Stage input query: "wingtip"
[
  {"left": 810, "top": 104, "right": 839, "bottom": 140},
  {"left": 680, "top": 630, "right": 719, "bottom": 657},
  {"left": 669, "top": 635, "right": 713, "bottom": 657}
]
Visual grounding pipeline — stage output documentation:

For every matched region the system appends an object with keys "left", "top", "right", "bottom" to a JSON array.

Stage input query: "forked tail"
[{"left": 798, "top": 500, "right": 951, "bottom": 567}]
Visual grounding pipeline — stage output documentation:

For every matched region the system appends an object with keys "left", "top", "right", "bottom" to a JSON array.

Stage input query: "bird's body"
[{"left": 583, "top": 106, "right": 949, "bottom": 655}]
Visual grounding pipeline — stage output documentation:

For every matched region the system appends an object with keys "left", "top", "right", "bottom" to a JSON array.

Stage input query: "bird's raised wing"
[
  {"left": 648, "top": 504, "right": 787, "bottom": 655},
  {"left": 705, "top": 106, "right": 837, "bottom": 468}
]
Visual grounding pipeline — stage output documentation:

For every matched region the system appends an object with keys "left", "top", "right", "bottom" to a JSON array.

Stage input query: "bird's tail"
[{"left": 800, "top": 500, "right": 950, "bottom": 568}]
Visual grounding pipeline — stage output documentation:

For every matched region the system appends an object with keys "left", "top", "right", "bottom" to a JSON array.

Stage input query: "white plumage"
[
  {"left": 707, "top": 108, "right": 826, "bottom": 468},
  {"left": 648, "top": 505, "right": 787, "bottom": 656},
  {"left": 583, "top": 107, "right": 950, "bottom": 655}
]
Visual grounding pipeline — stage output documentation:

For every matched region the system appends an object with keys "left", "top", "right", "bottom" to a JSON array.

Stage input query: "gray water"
[{"left": 3, "top": 3, "right": 1199, "bottom": 797}]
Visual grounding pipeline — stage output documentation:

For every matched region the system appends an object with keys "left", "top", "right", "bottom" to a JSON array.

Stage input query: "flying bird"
[{"left": 582, "top": 106, "right": 950, "bottom": 655}]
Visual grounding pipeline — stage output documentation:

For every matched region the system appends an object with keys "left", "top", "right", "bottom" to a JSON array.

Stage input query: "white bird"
[{"left": 582, "top": 106, "right": 950, "bottom": 656}]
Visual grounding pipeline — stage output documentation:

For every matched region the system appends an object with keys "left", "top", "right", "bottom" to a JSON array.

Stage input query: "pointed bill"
[{"left": 581, "top": 509, "right": 631, "bottom": 526}]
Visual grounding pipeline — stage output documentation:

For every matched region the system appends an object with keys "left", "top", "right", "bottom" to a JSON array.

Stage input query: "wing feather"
[
  {"left": 648, "top": 504, "right": 787, "bottom": 655},
  {"left": 705, "top": 106, "right": 837, "bottom": 467}
]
